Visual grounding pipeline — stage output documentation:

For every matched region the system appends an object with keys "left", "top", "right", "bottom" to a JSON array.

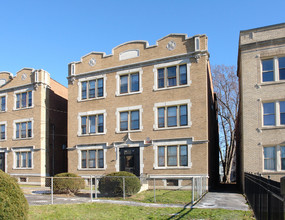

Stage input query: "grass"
[{"left": 28, "top": 203, "right": 254, "bottom": 220}]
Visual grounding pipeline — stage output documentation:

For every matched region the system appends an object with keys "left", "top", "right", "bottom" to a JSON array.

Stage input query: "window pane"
[
  {"left": 263, "top": 103, "right": 275, "bottom": 126},
  {"left": 81, "top": 151, "right": 87, "bottom": 168},
  {"left": 179, "top": 64, "right": 187, "bottom": 85},
  {"left": 1, "top": 124, "right": 5, "bottom": 139},
  {"left": 264, "top": 147, "right": 276, "bottom": 170},
  {"left": 158, "top": 107, "right": 165, "bottom": 128},
  {"left": 131, "top": 110, "right": 139, "bottom": 130},
  {"left": 89, "top": 150, "right": 96, "bottom": 168},
  {"left": 28, "top": 122, "right": 32, "bottom": 137},
  {"left": 16, "top": 123, "right": 20, "bottom": 138},
  {"left": 22, "top": 93, "right": 27, "bottom": 108},
  {"left": 82, "top": 82, "right": 87, "bottom": 99},
  {"left": 167, "top": 146, "right": 177, "bottom": 166},
  {"left": 89, "top": 116, "right": 96, "bottom": 133},
  {"left": 21, "top": 122, "right": 27, "bottom": 138},
  {"left": 81, "top": 116, "right": 87, "bottom": 134},
  {"left": 97, "top": 79, "right": 104, "bottom": 97},
  {"left": 262, "top": 59, "right": 274, "bottom": 82},
  {"left": 1, "top": 96, "right": 5, "bottom": 111},
  {"left": 158, "top": 146, "right": 165, "bottom": 166},
  {"left": 180, "top": 145, "right": 188, "bottom": 166},
  {"left": 180, "top": 105, "right": 188, "bottom": 126},
  {"left": 98, "top": 114, "right": 104, "bottom": 133},
  {"left": 22, "top": 152, "right": 27, "bottom": 168},
  {"left": 28, "top": 91, "right": 32, "bottom": 107},
  {"left": 167, "top": 66, "right": 177, "bottom": 87},
  {"left": 98, "top": 150, "right": 104, "bottom": 168},
  {"left": 120, "top": 75, "right": 128, "bottom": 94},
  {"left": 158, "top": 69, "right": 165, "bottom": 88},
  {"left": 120, "top": 112, "right": 128, "bottom": 131},
  {"left": 279, "top": 57, "right": 285, "bottom": 80},
  {"left": 281, "top": 146, "right": 285, "bottom": 170},
  {"left": 16, "top": 94, "right": 20, "bottom": 109},
  {"left": 28, "top": 152, "right": 32, "bottom": 168},
  {"left": 16, "top": 152, "right": 20, "bottom": 168},
  {"left": 167, "top": 106, "right": 177, "bottom": 127},
  {"left": 130, "top": 73, "right": 139, "bottom": 92},
  {"left": 262, "top": 59, "right": 274, "bottom": 71},
  {"left": 89, "top": 80, "right": 96, "bottom": 98},
  {"left": 280, "top": 101, "right": 285, "bottom": 125}
]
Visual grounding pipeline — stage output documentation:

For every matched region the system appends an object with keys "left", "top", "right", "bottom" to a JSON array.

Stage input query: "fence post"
[
  {"left": 153, "top": 178, "right": 156, "bottom": 203},
  {"left": 123, "top": 177, "right": 125, "bottom": 200},
  {"left": 51, "top": 177, "right": 54, "bottom": 205},
  {"left": 280, "top": 176, "right": 285, "bottom": 220},
  {"left": 95, "top": 177, "right": 98, "bottom": 199},
  {"left": 90, "top": 175, "right": 92, "bottom": 202},
  {"left": 268, "top": 176, "right": 271, "bottom": 220},
  {"left": 192, "top": 177, "right": 195, "bottom": 204}
]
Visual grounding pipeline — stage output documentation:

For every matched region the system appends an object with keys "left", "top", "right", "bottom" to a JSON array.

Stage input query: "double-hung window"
[
  {"left": 116, "top": 106, "right": 142, "bottom": 132},
  {"left": 15, "top": 91, "right": 32, "bottom": 109},
  {"left": 263, "top": 145, "right": 285, "bottom": 171},
  {"left": 116, "top": 68, "right": 142, "bottom": 96},
  {"left": 0, "top": 95, "right": 6, "bottom": 112},
  {"left": 261, "top": 56, "right": 285, "bottom": 82},
  {"left": 81, "top": 78, "right": 104, "bottom": 100},
  {"left": 0, "top": 123, "right": 6, "bottom": 140},
  {"left": 158, "top": 145, "right": 188, "bottom": 167},
  {"left": 81, "top": 149, "right": 104, "bottom": 169},
  {"left": 155, "top": 100, "right": 190, "bottom": 130},
  {"left": 263, "top": 101, "right": 285, "bottom": 127},
  {"left": 80, "top": 113, "right": 104, "bottom": 135},
  {"left": 15, "top": 120, "right": 32, "bottom": 139},
  {"left": 15, "top": 151, "right": 32, "bottom": 168},
  {"left": 157, "top": 64, "right": 187, "bottom": 88}
]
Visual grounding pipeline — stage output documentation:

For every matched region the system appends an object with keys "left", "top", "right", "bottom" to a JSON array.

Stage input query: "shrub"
[
  {"left": 0, "top": 170, "right": 29, "bottom": 219},
  {"left": 99, "top": 171, "right": 141, "bottom": 196},
  {"left": 53, "top": 173, "right": 85, "bottom": 195}
]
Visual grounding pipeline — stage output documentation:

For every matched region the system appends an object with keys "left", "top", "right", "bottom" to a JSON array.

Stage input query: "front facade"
[
  {"left": 237, "top": 23, "right": 285, "bottom": 187},
  {"left": 67, "top": 34, "right": 219, "bottom": 188},
  {"left": 0, "top": 68, "right": 68, "bottom": 185}
]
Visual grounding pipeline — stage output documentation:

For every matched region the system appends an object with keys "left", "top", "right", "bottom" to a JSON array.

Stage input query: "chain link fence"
[{"left": 21, "top": 176, "right": 208, "bottom": 206}]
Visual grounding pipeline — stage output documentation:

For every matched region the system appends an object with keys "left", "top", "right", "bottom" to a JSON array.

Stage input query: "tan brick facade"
[
  {"left": 0, "top": 68, "right": 67, "bottom": 185},
  {"left": 67, "top": 34, "right": 219, "bottom": 187},
  {"left": 237, "top": 23, "right": 285, "bottom": 185}
]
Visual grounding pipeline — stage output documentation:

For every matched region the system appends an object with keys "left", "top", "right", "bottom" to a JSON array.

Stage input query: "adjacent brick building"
[
  {"left": 0, "top": 68, "right": 68, "bottom": 185},
  {"left": 237, "top": 23, "right": 285, "bottom": 188},
  {"left": 67, "top": 34, "right": 219, "bottom": 188}
]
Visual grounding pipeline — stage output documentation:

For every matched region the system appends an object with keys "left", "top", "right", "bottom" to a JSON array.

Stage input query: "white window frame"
[
  {"left": 12, "top": 146, "right": 34, "bottom": 170},
  {"left": 153, "top": 59, "right": 191, "bottom": 91},
  {"left": 261, "top": 56, "right": 285, "bottom": 83},
  {"left": 0, "top": 93, "right": 8, "bottom": 112},
  {"left": 0, "top": 121, "right": 7, "bottom": 141},
  {"left": 76, "top": 145, "right": 107, "bottom": 170},
  {"left": 153, "top": 99, "right": 192, "bottom": 130},
  {"left": 13, "top": 88, "right": 34, "bottom": 110},
  {"left": 13, "top": 118, "right": 34, "bottom": 140},
  {"left": 195, "top": 36, "right": 200, "bottom": 51},
  {"left": 77, "top": 75, "right": 107, "bottom": 101},
  {"left": 77, "top": 110, "right": 107, "bottom": 136},
  {"left": 263, "top": 145, "right": 285, "bottom": 172},
  {"left": 115, "top": 67, "right": 143, "bottom": 96},
  {"left": 116, "top": 105, "right": 143, "bottom": 133},
  {"left": 0, "top": 147, "right": 8, "bottom": 172},
  {"left": 153, "top": 138, "right": 192, "bottom": 169},
  {"left": 262, "top": 100, "right": 285, "bottom": 127}
]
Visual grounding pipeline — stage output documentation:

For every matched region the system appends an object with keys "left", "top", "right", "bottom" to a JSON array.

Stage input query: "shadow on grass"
[{"left": 167, "top": 203, "right": 193, "bottom": 219}]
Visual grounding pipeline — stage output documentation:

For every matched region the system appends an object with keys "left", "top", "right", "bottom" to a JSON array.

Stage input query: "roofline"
[{"left": 240, "top": 22, "right": 285, "bottom": 34}]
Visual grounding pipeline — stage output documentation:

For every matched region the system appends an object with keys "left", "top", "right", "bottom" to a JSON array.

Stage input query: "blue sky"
[{"left": 0, "top": 0, "right": 284, "bottom": 87}]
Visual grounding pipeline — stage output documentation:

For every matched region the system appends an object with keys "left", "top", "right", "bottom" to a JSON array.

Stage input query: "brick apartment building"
[
  {"left": 0, "top": 68, "right": 67, "bottom": 185},
  {"left": 67, "top": 34, "right": 219, "bottom": 188},
  {"left": 237, "top": 23, "right": 285, "bottom": 188}
]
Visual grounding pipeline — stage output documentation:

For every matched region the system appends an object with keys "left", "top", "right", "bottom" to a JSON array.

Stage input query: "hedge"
[{"left": 53, "top": 172, "right": 85, "bottom": 195}]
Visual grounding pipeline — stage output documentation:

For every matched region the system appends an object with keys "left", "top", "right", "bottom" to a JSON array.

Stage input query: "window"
[
  {"left": 116, "top": 106, "right": 142, "bottom": 133},
  {"left": 281, "top": 146, "right": 285, "bottom": 170},
  {"left": 262, "top": 56, "right": 285, "bottom": 82},
  {"left": 0, "top": 124, "right": 6, "bottom": 140},
  {"left": 263, "top": 101, "right": 285, "bottom": 127},
  {"left": 15, "top": 151, "right": 32, "bottom": 168},
  {"left": 79, "top": 148, "right": 105, "bottom": 169},
  {"left": 155, "top": 100, "right": 190, "bottom": 130},
  {"left": 157, "top": 145, "right": 188, "bottom": 168},
  {"left": 263, "top": 145, "right": 285, "bottom": 171},
  {"left": 116, "top": 68, "right": 142, "bottom": 96},
  {"left": 15, "top": 91, "right": 32, "bottom": 109},
  {"left": 264, "top": 147, "right": 276, "bottom": 170},
  {"left": 80, "top": 78, "right": 104, "bottom": 100},
  {"left": 80, "top": 114, "right": 104, "bottom": 135},
  {"left": 0, "top": 96, "right": 6, "bottom": 112},
  {"left": 15, "top": 121, "right": 32, "bottom": 139}
]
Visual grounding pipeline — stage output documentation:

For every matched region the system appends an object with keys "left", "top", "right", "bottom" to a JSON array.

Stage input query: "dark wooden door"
[{"left": 119, "top": 147, "right": 140, "bottom": 176}]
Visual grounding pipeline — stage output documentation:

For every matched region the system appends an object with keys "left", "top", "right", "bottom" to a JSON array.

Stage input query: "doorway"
[
  {"left": 0, "top": 152, "right": 5, "bottom": 172},
  {"left": 119, "top": 147, "right": 140, "bottom": 176}
]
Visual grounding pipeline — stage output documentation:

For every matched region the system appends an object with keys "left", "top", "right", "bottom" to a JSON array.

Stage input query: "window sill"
[
  {"left": 78, "top": 96, "right": 106, "bottom": 102},
  {"left": 261, "top": 126, "right": 285, "bottom": 130},
  {"left": 78, "top": 132, "right": 106, "bottom": 137},
  {"left": 153, "top": 83, "right": 191, "bottom": 92},
  {"left": 259, "top": 80, "right": 285, "bottom": 87},
  {"left": 153, "top": 166, "right": 191, "bottom": 170},
  {"left": 0, "top": 139, "right": 6, "bottom": 142},
  {"left": 115, "top": 90, "right": 142, "bottom": 97},
  {"left": 154, "top": 125, "right": 191, "bottom": 131},
  {"left": 13, "top": 168, "right": 33, "bottom": 170},
  {"left": 78, "top": 168, "right": 106, "bottom": 171},
  {"left": 116, "top": 129, "right": 142, "bottom": 134},
  {"left": 0, "top": 111, "right": 7, "bottom": 113},
  {"left": 13, "top": 137, "right": 33, "bottom": 141},
  {"left": 13, "top": 106, "right": 34, "bottom": 111}
]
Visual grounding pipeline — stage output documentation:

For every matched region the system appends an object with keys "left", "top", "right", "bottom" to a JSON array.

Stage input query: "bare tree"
[{"left": 212, "top": 65, "right": 239, "bottom": 183}]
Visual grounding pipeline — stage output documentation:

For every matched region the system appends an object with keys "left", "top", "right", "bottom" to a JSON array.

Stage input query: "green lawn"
[{"left": 28, "top": 203, "right": 254, "bottom": 220}]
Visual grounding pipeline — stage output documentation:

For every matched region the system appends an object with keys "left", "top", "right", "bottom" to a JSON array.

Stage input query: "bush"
[
  {"left": 0, "top": 170, "right": 29, "bottom": 219},
  {"left": 53, "top": 173, "right": 85, "bottom": 195},
  {"left": 99, "top": 171, "right": 141, "bottom": 196}
]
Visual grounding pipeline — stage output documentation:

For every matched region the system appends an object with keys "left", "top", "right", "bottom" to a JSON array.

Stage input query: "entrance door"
[
  {"left": 119, "top": 147, "right": 140, "bottom": 176},
  {"left": 0, "top": 152, "right": 5, "bottom": 172}
]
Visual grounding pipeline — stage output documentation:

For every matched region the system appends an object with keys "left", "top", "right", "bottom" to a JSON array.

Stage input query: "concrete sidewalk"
[{"left": 193, "top": 192, "right": 249, "bottom": 211}]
